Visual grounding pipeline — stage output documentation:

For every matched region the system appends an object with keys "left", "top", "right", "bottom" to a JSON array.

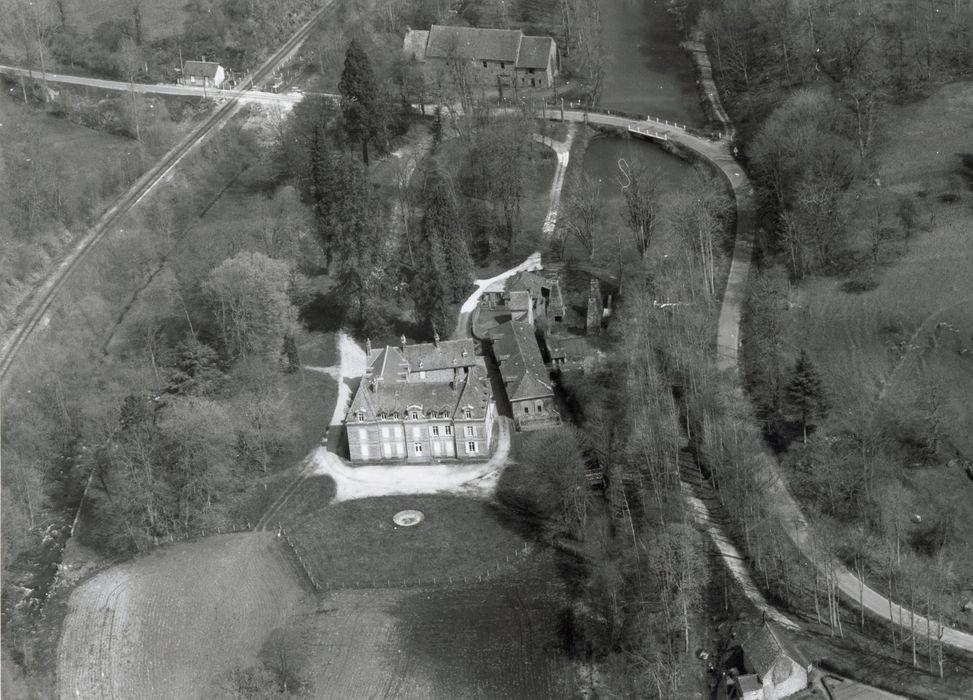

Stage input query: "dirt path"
[
  {"left": 451, "top": 252, "right": 543, "bottom": 340},
  {"left": 533, "top": 127, "right": 576, "bottom": 238}
]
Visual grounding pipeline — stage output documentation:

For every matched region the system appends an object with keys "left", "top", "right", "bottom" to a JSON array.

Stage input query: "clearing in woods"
[
  {"left": 782, "top": 80, "right": 973, "bottom": 608},
  {"left": 56, "top": 532, "right": 307, "bottom": 699}
]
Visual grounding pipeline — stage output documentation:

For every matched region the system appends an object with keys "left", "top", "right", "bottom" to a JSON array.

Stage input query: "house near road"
[
  {"left": 403, "top": 25, "right": 559, "bottom": 89},
  {"left": 345, "top": 336, "right": 495, "bottom": 462},
  {"left": 490, "top": 320, "right": 561, "bottom": 431},
  {"left": 724, "top": 622, "right": 808, "bottom": 700},
  {"left": 178, "top": 60, "right": 225, "bottom": 88}
]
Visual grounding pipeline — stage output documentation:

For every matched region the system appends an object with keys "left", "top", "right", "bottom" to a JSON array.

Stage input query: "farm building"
[
  {"left": 178, "top": 60, "right": 225, "bottom": 88},
  {"left": 480, "top": 270, "right": 564, "bottom": 324},
  {"left": 724, "top": 623, "right": 808, "bottom": 700},
  {"left": 490, "top": 320, "right": 560, "bottom": 431},
  {"left": 345, "top": 336, "right": 495, "bottom": 462},
  {"left": 402, "top": 25, "right": 559, "bottom": 89}
]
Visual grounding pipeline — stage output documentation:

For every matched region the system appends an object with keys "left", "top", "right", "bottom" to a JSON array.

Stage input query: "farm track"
[{"left": 0, "top": 0, "right": 337, "bottom": 386}]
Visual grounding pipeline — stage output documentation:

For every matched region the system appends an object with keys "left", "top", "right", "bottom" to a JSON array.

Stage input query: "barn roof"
[
  {"left": 349, "top": 363, "right": 491, "bottom": 420},
  {"left": 425, "top": 25, "right": 523, "bottom": 63},
  {"left": 183, "top": 60, "right": 222, "bottom": 78},
  {"left": 516, "top": 36, "right": 554, "bottom": 69}
]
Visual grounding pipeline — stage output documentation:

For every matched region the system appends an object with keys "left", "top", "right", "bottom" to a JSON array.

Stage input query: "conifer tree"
[
  {"left": 339, "top": 38, "right": 380, "bottom": 165},
  {"left": 785, "top": 349, "right": 831, "bottom": 443}
]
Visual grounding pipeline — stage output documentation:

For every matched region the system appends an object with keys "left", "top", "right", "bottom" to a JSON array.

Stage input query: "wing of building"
[
  {"left": 490, "top": 320, "right": 561, "bottom": 431},
  {"left": 403, "top": 24, "right": 559, "bottom": 89},
  {"left": 346, "top": 337, "right": 495, "bottom": 462}
]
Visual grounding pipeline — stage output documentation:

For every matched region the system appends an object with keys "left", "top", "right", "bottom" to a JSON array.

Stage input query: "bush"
[{"left": 841, "top": 275, "right": 879, "bottom": 294}]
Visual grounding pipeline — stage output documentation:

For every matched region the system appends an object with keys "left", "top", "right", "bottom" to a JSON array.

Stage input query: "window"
[
  {"left": 528, "top": 68, "right": 535, "bottom": 74},
  {"left": 411, "top": 411, "right": 419, "bottom": 420},
  {"left": 356, "top": 412, "right": 365, "bottom": 422},
  {"left": 465, "top": 425, "right": 475, "bottom": 437},
  {"left": 464, "top": 408, "right": 473, "bottom": 419},
  {"left": 445, "top": 425, "right": 453, "bottom": 436},
  {"left": 500, "top": 62, "right": 505, "bottom": 69},
  {"left": 358, "top": 428, "right": 368, "bottom": 440},
  {"left": 419, "top": 370, "right": 426, "bottom": 379},
  {"left": 482, "top": 61, "right": 488, "bottom": 68},
  {"left": 536, "top": 401, "right": 543, "bottom": 412},
  {"left": 524, "top": 405, "right": 530, "bottom": 414},
  {"left": 432, "top": 426, "right": 440, "bottom": 437},
  {"left": 467, "top": 441, "right": 477, "bottom": 454},
  {"left": 414, "top": 442, "right": 423, "bottom": 454}
]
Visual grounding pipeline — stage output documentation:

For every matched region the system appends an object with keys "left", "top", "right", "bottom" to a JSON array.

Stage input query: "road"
[
  {"left": 0, "top": 1, "right": 336, "bottom": 385},
  {"left": 0, "top": 64, "right": 337, "bottom": 106}
]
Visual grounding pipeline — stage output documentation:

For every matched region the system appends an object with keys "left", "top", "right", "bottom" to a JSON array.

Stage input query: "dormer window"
[
  {"left": 356, "top": 412, "right": 365, "bottom": 422},
  {"left": 464, "top": 408, "right": 473, "bottom": 419},
  {"left": 411, "top": 411, "right": 419, "bottom": 420}
]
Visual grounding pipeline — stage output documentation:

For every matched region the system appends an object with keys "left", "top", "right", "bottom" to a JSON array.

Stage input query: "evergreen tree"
[
  {"left": 339, "top": 38, "right": 380, "bottom": 165},
  {"left": 785, "top": 349, "right": 831, "bottom": 443},
  {"left": 410, "top": 170, "right": 474, "bottom": 335}
]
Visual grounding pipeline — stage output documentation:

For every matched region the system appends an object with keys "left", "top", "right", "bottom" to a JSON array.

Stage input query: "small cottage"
[{"left": 179, "top": 60, "right": 225, "bottom": 88}]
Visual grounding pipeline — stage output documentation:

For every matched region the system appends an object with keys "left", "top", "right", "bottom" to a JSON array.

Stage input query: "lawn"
[
  {"left": 67, "top": 0, "right": 188, "bottom": 41},
  {"left": 281, "top": 494, "right": 536, "bottom": 588}
]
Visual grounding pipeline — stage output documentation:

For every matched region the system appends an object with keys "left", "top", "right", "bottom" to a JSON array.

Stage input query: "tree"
[
  {"left": 620, "top": 162, "right": 661, "bottom": 261},
  {"left": 339, "top": 38, "right": 381, "bottom": 165},
  {"left": 784, "top": 349, "right": 830, "bottom": 443},
  {"left": 409, "top": 168, "right": 473, "bottom": 335},
  {"left": 203, "top": 252, "right": 297, "bottom": 360},
  {"left": 561, "top": 172, "right": 602, "bottom": 260}
]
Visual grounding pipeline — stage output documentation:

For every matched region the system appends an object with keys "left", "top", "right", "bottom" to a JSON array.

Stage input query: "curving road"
[{"left": 0, "top": 0, "right": 337, "bottom": 386}]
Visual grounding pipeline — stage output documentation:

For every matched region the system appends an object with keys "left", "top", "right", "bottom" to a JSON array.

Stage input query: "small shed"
[{"left": 179, "top": 60, "right": 225, "bottom": 88}]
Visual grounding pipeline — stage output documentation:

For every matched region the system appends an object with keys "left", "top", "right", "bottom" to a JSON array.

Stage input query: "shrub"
[{"left": 841, "top": 275, "right": 878, "bottom": 294}]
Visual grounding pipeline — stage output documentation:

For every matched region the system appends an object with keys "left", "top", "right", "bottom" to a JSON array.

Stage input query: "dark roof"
[
  {"left": 506, "top": 270, "right": 548, "bottom": 297},
  {"left": 183, "top": 60, "right": 222, "bottom": 78},
  {"left": 402, "top": 29, "right": 429, "bottom": 61},
  {"left": 516, "top": 36, "right": 554, "bottom": 69},
  {"left": 491, "top": 320, "right": 553, "bottom": 402},
  {"left": 402, "top": 338, "right": 476, "bottom": 372},
  {"left": 349, "top": 363, "right": 492, "bottom": 420},
  {"left": 425, "top": 25, "right": 523, "bottom": 62},
  {"left": 546, "top": 335, "right": 594, "bottom": 361},
  {"left": 367, "top": 346, "right": 410, "bottom": 384}
]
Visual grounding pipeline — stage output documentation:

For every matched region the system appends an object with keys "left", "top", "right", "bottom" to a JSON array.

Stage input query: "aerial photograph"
[{"left": 1, "top": 0, "right": 972, "bottom": 698}]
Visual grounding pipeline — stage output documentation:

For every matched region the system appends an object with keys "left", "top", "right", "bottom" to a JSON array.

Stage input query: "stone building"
[
  {"left": 345, "top": 336, "right": 495, "bottom": 462},
  {"left": 403, "top": 25, "right": 559, "bottom": 89}
]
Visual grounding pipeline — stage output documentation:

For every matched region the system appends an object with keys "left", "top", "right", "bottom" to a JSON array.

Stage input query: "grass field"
[
  {"left": 782, "top": 80, "right": 973, "bottom": 614},
  {"left": 56, "top": 532, "right": 308, "bottom": 699},
  {"left": 296, "top": 580, "right": 571, "bottom": 699},
  {"left": 281, "top": 494, "right": 535, "bottom": 587},
  {"left": 67, "top": 0, "right": 188, "bottom": 41}
]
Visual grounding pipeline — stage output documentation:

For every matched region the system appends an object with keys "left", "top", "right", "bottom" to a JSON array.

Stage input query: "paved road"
[{"left": 0, "top": 64, "right": 336, "bottom": 106}]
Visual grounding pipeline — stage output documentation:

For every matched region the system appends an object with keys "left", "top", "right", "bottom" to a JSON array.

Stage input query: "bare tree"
[{"left": 561, "top": 171, "right": 602, "bottom": 260}]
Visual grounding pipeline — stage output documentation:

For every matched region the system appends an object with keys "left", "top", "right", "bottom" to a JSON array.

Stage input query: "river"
[{"left": 583, "top": 0, "right": 702, "bottom": 202}]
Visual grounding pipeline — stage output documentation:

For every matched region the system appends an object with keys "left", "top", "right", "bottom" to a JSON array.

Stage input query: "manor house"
[
  {"left": 345, "top": 336, "right": 495, "bottom": 462},
  {"left": 403, "top": 25, "right": 559, "bottom": 89}
]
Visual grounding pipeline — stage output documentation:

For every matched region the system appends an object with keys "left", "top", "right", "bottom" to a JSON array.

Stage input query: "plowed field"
[{"left": 56, "top": 532, "right": 307, "bottom": 699}]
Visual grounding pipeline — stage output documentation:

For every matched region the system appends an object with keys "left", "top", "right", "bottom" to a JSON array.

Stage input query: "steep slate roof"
[
  {"left": 506, "top": 290, "right": 532, "bottom": 312},
  {"left": 492, "top": 320, "right": 553, "bottom": 402},
  {"left": 402, "top": 338, "right": 476, "bottom": 372},
  {"left": 506, "top": 270, "right": 548, "bottom": 297},
  {"left": 425, "top": 25, "right": 523, "bottom": 62},
  {"left": 402, "top": 29, "right": 429, "bottom": 61},
  {"left": 516, "top": 36, "right": 553, "bottom": 69},
  {"left": 740, "top": 622, "right": 804, "bottom": 686},
  {"left": 366, "top": 346, "right": 410, "bottom": 384},
  {"left": 349, "top": 363, "right": 492, "bottom": 420},
  {"left": 183, "top": 60, "right": 222, "bottom": 78}
]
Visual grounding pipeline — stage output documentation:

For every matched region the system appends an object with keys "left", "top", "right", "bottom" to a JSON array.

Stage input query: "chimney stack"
[
  {"left": 399, "top": 334, "right": 407, "bottom": 351},
  {"left": 366, "top": 337, "right": 372, "bottom": 355},
  {"left": 433, "top": 329, "right": 440, "bottom": 347}
]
